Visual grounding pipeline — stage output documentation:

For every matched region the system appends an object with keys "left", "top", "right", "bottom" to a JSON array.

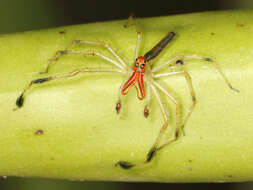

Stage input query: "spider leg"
[
  {"left": 14, "top": 68, "right": 125, "bottom": 110},
  {"left": 152, "top": 81, "right": 180, "bottom": 138},
  {"left": 116, "top": 82, "right": 124, "bottom": 114},
  {"left": 123, "top": 14, "right": 142, "bottom": 60},
  {"left": 152, "top": 55, "right": 239, "bottom": 92},
  {"left": 41, "top": 40, "right": 126, "bottom": 74},
  {"left": 116, "top": 82, "right": 180, "bottom": 169},
  {"left": 180, "top": 70, "right": 196, "bottom": 135},
  {"left": 144, "top": 83, "right": 151, "bottom": 118},
  {"left": 154, "top": 70, "right": 196, "bottom": 136},
  {"left": 134, "top": 29, "right": 142, "bottom": 61},
  {"left": 152, "top": 55, "right": 184, "bottom": 72}
]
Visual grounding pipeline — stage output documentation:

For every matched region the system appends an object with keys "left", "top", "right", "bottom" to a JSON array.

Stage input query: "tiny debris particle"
[
  {"left": 211, "top": 32, "right": 215, "bottom": 36},
  {"left": 35, "top": 129, "right": 44, "bottom": 135},
  {"left": 188, "top": 159, "right": 192, "bottom": 163},
  {"left": 236, "top": 23, "right": 244, "bottom": 27},
  {"left": 59, "top": 31, "right": 66, "bottom": 34}
]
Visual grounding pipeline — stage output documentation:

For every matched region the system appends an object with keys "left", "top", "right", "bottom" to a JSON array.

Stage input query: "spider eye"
[
  {"left": 140, "top": 64, "right": 145, "bottom": 69},
  {"left": 135, "top": 63, "right": 139, "bottom": 67},
  {"left": 136, "top": 58, "right": 138, "bottom": 61}
]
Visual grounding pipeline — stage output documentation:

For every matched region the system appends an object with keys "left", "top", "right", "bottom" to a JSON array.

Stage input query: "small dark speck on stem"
[
  {"left": 236, "top": 23, "right": 244, "bottom": 27},
  {"left": 35, "top": 129, "right": 44, "bottom": 135}
]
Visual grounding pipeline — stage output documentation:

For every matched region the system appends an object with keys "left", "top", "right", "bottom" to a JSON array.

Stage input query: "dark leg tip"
[
  {"left": 176, "top": 60, "right": 184, "bottom": 66},
  {"left": 144, "top": 106, "right": 149, "bottom": 118},
  {"left": 229, "top": 85, "right": 240, "bottom": 93},
  {"left": 175, "top": 129, "right": 184, "bottom": 139},
  {"left": 147, "top": 147, "right": 156, "bottom": 162},
  {"left": 115, "top": 161, "right": 134, "bottom": 169},
  {"left": 204, "top": 57, "right": 213, "bottom": 62},
  {"left": 175, "top": 130, "right": 180, "bottom": 138},
  {"left": 32, "top": 77, "right": 50, "bottom": 84},
  {"left": 116, "top": 102, "right": 121, "bottom": 114},
  {"left": 16, "top": 94, "right": 24, "bottom": 108}
]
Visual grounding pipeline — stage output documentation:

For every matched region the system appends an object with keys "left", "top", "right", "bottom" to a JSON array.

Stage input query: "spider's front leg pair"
[{"left": 14, "top": 40, "right": 129, "bottom": 110}]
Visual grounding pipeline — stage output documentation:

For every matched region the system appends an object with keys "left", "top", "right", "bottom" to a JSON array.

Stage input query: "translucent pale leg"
[
  {"left": 42, "top": 40, "right": 126, "bottom": 73},
  {"left": 152, "top": 55, "right": 239, "bottom": 92},
  {"left": 144, "top": 83, "right": 151, "bottom": 118},
  {"left": 154, "top": 70, "right": 196, "bottom": 136},
  {"left": 115, "top": 82, "right": 125, "bottom": 114},
  {"left": 68, "top": 40, "right": 127, "bottom": 68},
  {"left": 115, "top": 82, "right": 180, "bottom": 169},
  {"left": 151, "top": 81, "right": 180, "bottom": 144},
  {"left": 123, "top": 14, "right": 142, "bottom": 60},
  {"left": 14, "top": 68, "right": 125, "bottom": 110}
]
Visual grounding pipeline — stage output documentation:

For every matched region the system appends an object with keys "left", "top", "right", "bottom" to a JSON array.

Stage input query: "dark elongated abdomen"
[{"left": 144, "top": 32, "right": 176, "bottom": 62}]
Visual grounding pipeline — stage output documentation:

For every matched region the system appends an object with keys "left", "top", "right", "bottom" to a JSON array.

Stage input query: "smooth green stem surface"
[{"left": 0, "top": 10, "right": 253, "bottom": 182}]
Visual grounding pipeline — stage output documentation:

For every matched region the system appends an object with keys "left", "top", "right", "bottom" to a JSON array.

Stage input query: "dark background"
[
  {"left": 1, "top": 0, "right": 253, "bottom": 34},
  {"left": 0, "top": 0, "right": 252, "bottom": 189}
]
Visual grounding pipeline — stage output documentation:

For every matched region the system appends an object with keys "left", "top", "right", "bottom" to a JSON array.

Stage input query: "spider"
[{"left": 14, "top": 17, "right": 238, "bottom": 169}]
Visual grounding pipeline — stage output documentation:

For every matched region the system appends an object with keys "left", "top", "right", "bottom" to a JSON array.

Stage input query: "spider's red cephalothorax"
[
  {"left": 133, "top": 56, "right": 146, "bottom": 73},
  {"left": 121, "top": 56, "right": 147, "bottom": 100}
]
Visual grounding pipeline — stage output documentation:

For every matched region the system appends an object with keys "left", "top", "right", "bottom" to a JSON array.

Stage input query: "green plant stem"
[{"left": 0, "top": 10, "right": 253, "bottom": 182}]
